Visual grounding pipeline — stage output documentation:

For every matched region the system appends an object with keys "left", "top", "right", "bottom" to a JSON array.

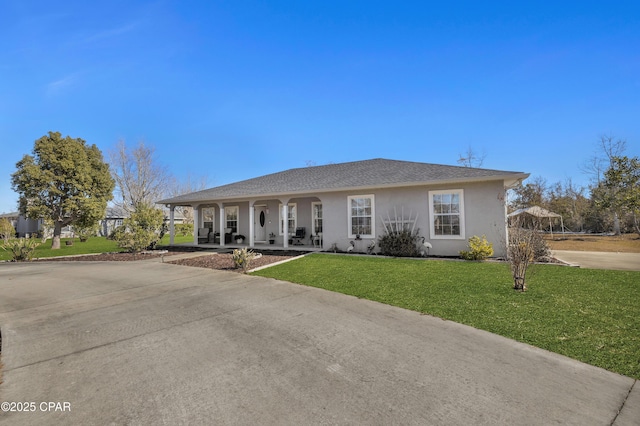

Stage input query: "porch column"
[
  {"left": 169, "top": 205, "right": 175, "bottom": 245},
  {"left": 249, "top": 200, "right": 255, "bottom": 248},
  {"left": 217, "top": 203, "right": 225, "bottom": 247},
  {"left": 282, "top": 202, "right": 289, "bottom": 248},
  {"left": 192, "top": 205, "right": 200, "bottom": 245}
]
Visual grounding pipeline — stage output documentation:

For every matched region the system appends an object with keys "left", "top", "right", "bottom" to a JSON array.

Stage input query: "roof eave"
[{"left": 157, "top": 173, "right": 530, "bottom": 206}]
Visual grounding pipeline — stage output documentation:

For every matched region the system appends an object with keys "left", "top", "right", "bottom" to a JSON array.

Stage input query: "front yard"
[{"left": 252, "top": 254, "right": 640, "bottom": 379}]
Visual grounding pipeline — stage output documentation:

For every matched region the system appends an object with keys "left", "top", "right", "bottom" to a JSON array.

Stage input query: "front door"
[{"left": 254, "top": 206, "right": 267, "bottom": 242}]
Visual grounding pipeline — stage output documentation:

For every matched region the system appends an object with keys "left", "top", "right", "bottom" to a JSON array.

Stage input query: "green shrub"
[
  {"left": 232, "top": 248, "right": 257, "bottom": 273},
  {"left": 378, "top": 228, "right": 420, "bottom": 257},
  {"left": 460, "top": 235, "right": 494, "bottom": 260},
  {"left": 0, "top": 218, "right": 16, "bottom": 242},
  {"left": 113, "top": 204, "right": 165, "bottom": 253},
  {"left": 175, "top": 223, "right": 194, "bottom": 236},
  {"left": 2, "top": 237, "right": 41, "bottom": 261}
]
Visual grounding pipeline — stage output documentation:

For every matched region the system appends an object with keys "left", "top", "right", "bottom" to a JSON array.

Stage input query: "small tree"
[
  {"left": 0, "top": 218, "right": 16, "bottom": 242},
  {"left": 113, "top": 203, "right": 165, "bottom": 253},
  {"left": 506, "top": 217, "right": 550, "bottom": 291}
]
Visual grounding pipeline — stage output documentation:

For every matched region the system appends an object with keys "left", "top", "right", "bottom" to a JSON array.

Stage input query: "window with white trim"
[
  {"left": 311, "top": 202, "right": 323, "bottom": 235},
  {"left": 348, "top": 195, "right": 375, "bottom": 238},
  {"left": 225, "top": 206, "right": 238, "bottom": 233},
  {"left": 429, "top": 189, "right": 465, "bottom": 239},
  {"left": 203, "top": 208, "right": 214, "bottom": 230},
  {"left": 279, "top": 203, "right": 297, "bottom": 235}
]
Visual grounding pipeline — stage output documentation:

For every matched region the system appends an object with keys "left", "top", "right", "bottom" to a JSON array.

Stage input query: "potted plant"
[
  {"left": 269, "top": 232, "right": 276, "bottom": 245},
  {"left": 234, "top": 234, "right": 246, "bottom": 244}
]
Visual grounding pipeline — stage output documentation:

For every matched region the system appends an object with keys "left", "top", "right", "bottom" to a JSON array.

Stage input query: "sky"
[{"left": 1, "top": 0, "right": 639, "bottom": 213}]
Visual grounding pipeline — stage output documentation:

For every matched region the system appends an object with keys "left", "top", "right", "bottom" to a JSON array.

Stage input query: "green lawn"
[
  {"left": 252, "top": 254, "right": 640, "bottom": 379},
  {"left": 0, "top": 234, "right": 194, "bottom": 261}
]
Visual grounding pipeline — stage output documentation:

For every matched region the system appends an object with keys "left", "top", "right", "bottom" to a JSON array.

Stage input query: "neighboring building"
[
  {"left": 0, "top": 212, "right": 41, "bottom": 238},
  {"left": 100, "top": 206, "right": 127, "bottom": 237},
  {"left": 158, "top": 158, "right": 529, "bottom": 256}
]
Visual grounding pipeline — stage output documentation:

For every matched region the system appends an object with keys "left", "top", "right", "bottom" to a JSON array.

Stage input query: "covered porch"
[{"left": 165, "top": 195, "right": 324, "bottom": 251}]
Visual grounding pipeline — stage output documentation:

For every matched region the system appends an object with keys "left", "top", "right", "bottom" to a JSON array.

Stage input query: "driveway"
[
  {"left": 0, "top": 259, "right": 637, "bottom": 425},
  {"left": 552, "top": 250, "right": 640, "bottom": 271}
]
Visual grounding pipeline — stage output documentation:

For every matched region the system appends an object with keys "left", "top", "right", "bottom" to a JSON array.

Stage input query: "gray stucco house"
[{"left": 158, "top": 158, "right": 529, "bottom": 257}]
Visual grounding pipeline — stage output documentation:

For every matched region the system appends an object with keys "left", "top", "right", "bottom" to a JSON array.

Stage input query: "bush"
[
  {"left": 507, "top": 226, "right": 551, "bottom": 291},
  {"left": 378, "top": 228, "right": 420, "bottom": 257},
  {"left": 460, "top": 235, "right": 494, "bottom": 260},
  {"left": 113, "top": 204, "right": 165, "bottom": 253},
  {"left": 232, "top": 248, "right": 257, "bottom": 273},
  {"left": 0, "top": 218, "right": 16, "bottom": 242},
  {"left": 2, "top": 237, "right": 41, "bottom": 261},
  {"left": 175, "top": 223, "right": 194, "bottom": 236}
]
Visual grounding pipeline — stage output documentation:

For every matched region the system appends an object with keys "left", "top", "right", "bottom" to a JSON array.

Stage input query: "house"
[
  {"left": 0, "top": 212, "right": 41, "bottom": 238},
  {"left": 157, "top": 158, "right": 529, "bottom": 257},
  {"left": 100, "top": 206, "right": 187, "bottom": 237}
]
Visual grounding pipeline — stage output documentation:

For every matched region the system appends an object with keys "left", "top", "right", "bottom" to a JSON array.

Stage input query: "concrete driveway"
[
  {"left": 552, "top": 250, "right": 640, "bottom": 271},
  {"left": 0, "top": 259, "right": 637, "bottom": 425}
]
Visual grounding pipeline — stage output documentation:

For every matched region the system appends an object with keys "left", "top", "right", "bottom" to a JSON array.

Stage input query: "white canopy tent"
[{"left": 508, "top": 206, "right": 565, "bottom": 237}]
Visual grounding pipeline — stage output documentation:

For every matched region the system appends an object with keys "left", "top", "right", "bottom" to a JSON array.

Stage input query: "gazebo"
[{"left": 507, "top": 206, "right": 565, "bottom": 237}]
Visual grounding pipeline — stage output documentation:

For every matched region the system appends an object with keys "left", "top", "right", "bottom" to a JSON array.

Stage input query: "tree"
[
  {"left": 457, "top": 146, "right": 486, "bottom": 168},
  {"left": 508, "top": 176, "right": 548, "bottom": 210},
  {"left": 11, "top": 132, "right": 115, "bottom": 249},
  {"left": 595, "top": 156, "right": 640, "bottom": 236},
  {"left": 109, "top": 140, "right": 171, "bottom": 213}
]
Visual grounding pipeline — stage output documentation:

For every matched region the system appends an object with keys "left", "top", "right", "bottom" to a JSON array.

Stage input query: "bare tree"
[
  {"left": 457, "top": 146, "right": 486, "bottom": 168},
  {"left": 580, "top": 134, "right": 627, "bottom": 184},
  {"left": 166, "top": 174, "right": 209, "bottom": 224},
  {"left": 109, "top": 140, "right": 171, "bottom": 213}
]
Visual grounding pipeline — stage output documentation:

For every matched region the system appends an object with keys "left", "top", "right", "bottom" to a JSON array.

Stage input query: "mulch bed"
[
  {"left": 169, "top": 254, "right": 297, "bottom": 271},
  {"left": 42, "top": 250, "right": 298, "bottom": 272}
]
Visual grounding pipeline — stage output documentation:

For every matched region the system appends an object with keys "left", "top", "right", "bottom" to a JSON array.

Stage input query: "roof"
[
  {"left": 158, "top": 158, "right": 529, "bottom": 205},
  {"left": 508, "top": 206, "right": 562, "bottom": 218}
]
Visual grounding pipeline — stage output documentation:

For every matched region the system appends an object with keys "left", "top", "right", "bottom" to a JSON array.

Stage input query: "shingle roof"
[{"left": 158, "top": 158, "right": 528, "bottom": 205}]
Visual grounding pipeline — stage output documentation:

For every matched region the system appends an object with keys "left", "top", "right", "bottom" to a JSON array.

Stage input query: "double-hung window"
[
  {"left": 348, "top": 195, "right": 375, "bottom": 238},
  {"left": 311, "top": 202, "right": 323, "bottom": 235},
  {"left": 279, "top": 203, "right": 297, "bottom": 235},
  {"left": 429, "top": 189, "right": 465, "bottom": 239},
  {"left": 225, "top": 206, "right": 238, "bottom": 233}
]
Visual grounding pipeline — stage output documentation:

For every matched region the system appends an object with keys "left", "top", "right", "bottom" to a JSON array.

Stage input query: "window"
[
  {"left": 203, "top": 208, "right": 214, "bottom": 230},
  {"left": 225, "top": 206, "right": 238, "bottom": 233},
  {"left": 312, "top": 202, "right": 323, "bottom": 235},
  {"left": 348, "top": 195, "right": 375, "bottom": 238},
  {"left": 429, "top": 189, "right": 465, "bottom": 239},
  {"left": 115, "top": 219, "right": 123, "bottom": 227},
  {"left": 279, "top": 203, "right": 297, "bottom": 235}
]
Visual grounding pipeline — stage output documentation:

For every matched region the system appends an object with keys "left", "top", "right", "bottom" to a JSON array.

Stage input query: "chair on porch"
[
  {"left": 198, "top": 228, "right": 210, "bottom": 244},
  {"left": 292, "top": 227, "right": 306, "bottom": 245}
]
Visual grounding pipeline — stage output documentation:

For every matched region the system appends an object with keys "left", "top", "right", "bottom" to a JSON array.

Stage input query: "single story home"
[
  {"left": 0, "top": 212, "right": 41, "bottom": 238},
  {"left": 157, "top": 158, "right": 529, "bottom": 257}
]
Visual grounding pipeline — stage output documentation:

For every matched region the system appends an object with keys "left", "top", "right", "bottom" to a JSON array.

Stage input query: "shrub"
[
  {"left": 74, "top": 222, "right": 99, "bottom": 242},
  {"left": 2, "top": 237, "right": 41, "bottom": 261},
  {"left": 378, "top": 228, "right": 420, "bottom": 257},
  {"left": 0, "top": 218, "right": 16, "bottom": 242},
  {"left": 175, "top": 223, "right": 194, "bottom": 236},
  {"left": 460, "top": 235, "right": 494, "bottom": 260},
  {"left": 113, "top": 204, "right": 165, "bottom": 253},
  {"left": 232, "top": 248, "right": 257, "bottom": 273},
  {"left": 507, "top": 225, "right": 551, "bottom": 291}
]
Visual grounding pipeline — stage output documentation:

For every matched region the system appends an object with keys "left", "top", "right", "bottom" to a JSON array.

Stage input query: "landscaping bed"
[{"left": 169, "top": 253, "right": 297, "bottom": 271}]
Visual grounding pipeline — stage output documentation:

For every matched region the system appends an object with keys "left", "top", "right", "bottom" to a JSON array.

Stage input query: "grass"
[
  {"left": 252, "top": 254, "right": 640, "bottom": 379},
  {"left": 0, "top": 234, "right": 195, "bottom": 261}
]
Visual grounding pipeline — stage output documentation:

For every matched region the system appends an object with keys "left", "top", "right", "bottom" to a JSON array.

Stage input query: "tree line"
[{"left": 507, "top": 136, "right": 639, "bottom": 236}]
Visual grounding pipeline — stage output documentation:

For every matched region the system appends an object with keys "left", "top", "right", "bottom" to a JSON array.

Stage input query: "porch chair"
[
  {"left": 198, "top": 228, "right": 210, "bottom": 244},
  {"left": 292, "top": 227, "right": 306, "bottom": 245}
]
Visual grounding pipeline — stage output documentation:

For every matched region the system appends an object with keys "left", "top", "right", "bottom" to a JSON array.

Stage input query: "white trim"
[
  {"left": 278, "top": 203, "right": 297, "bottom": 236},
  {"left": 428, "top": 189, "right": 465, "bottom": 240},
  {"left": 311, "top": 201, "right": 323, "bottom": 235},
  {"left": 347, "top": 194, "right": 375, "bottom": 238}
]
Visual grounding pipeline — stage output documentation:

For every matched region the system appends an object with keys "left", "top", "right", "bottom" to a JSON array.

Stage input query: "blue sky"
[{"left": 1, "top": 1, "right": 639, "bottom": 213}]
